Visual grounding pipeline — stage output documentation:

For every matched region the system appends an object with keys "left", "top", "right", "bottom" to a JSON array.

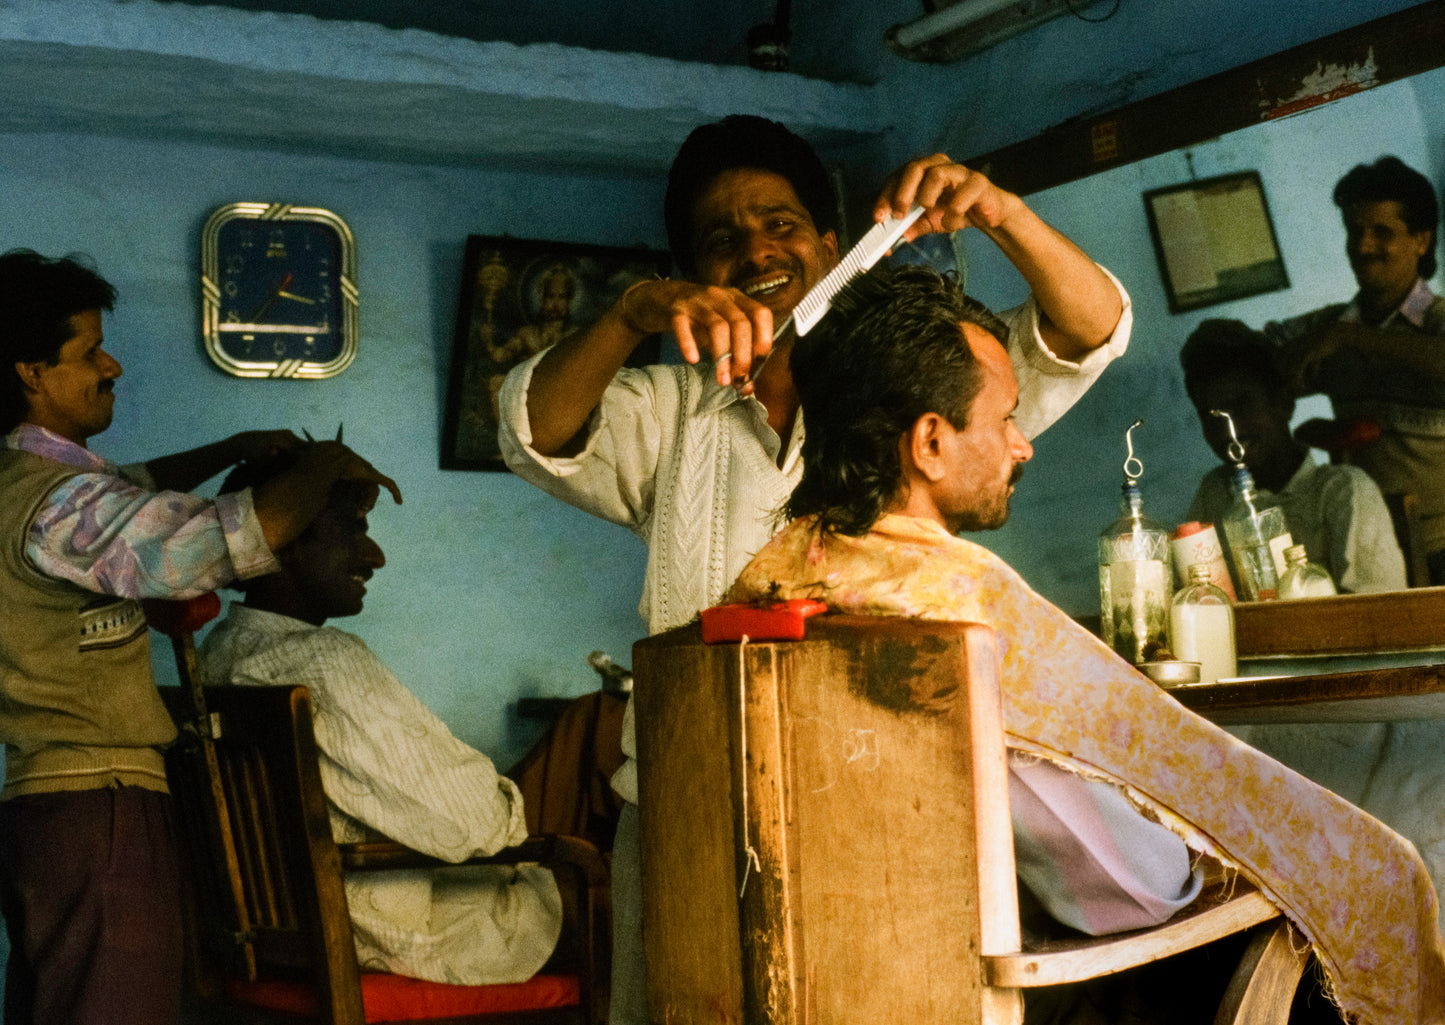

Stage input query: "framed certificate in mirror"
[{"left": 1143, "top": 172, "right": 1289, "bottom": 314}]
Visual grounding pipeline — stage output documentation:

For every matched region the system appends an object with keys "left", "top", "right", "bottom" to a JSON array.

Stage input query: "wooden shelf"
[
  {"left": 1172, "top": 662, "right": 1445, "bottom": 725},
  {"left": 1233, "top": 586, "right": 1445, "bottom": 658}
]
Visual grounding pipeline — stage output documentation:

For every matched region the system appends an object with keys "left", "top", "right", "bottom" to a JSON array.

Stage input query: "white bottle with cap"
[
  {"left": 1277, "top": 544, "right": 1338, "bottom": 599},
  {"left": 1169, "top": 563, "right": 1237, "bottom": 684}
]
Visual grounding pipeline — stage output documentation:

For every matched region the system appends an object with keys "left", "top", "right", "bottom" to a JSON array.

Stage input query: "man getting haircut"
[{"left": 731, "top": 263, "right": 1445, "bottom": 1025}]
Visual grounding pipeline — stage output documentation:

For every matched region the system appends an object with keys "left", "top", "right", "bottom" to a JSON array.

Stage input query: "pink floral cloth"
[{"left": 730, "top": 513, "right": 1445, "bottom": 1025}]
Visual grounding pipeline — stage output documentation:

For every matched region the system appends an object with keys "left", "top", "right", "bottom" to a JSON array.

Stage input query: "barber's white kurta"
[
  {"left": 499, "top": 276, "right": 1133, "bottom": 802},
  {"left": 200, "top": 605, "right": 562, "bottom": 986},
  {"left": 498, "top": 274, "right": 1132, "bottom": 1024}
]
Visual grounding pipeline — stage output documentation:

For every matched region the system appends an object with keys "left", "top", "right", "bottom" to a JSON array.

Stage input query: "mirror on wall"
[{"left": 955, "top": 55, "right": 1445, "bottom": 612}]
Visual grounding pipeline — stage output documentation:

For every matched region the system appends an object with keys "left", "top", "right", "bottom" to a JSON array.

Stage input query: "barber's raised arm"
[
  {"left": 251, "top": 441, "right": 401, "bottom": 552},
  {"left": 875, "top": 155, "right": 1122, "bottom": 363},
  {"left": 523, "top": 279, "right": 773, "bottom": 456},
  {"left": 143, "top": 430, "right": 302, "bottom": 494}
]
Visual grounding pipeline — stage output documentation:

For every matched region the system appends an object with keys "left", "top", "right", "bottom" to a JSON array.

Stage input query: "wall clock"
[{"left": 201, "top": 203, "right": 358, "bottom": 378}]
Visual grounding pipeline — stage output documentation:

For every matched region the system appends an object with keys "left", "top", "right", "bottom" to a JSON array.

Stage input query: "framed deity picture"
[
  {"left": 441, "top": 235, "right": 672, "bottom": 470},
  {"left": 1142, "top": 171, "right": 1290, "bottom": 314}
]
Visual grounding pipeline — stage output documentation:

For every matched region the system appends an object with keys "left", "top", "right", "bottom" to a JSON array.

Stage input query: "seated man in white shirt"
[
  {"left": 1180, "top": 317, "right": 1406, "bottom": 594},
  {"left": 199, "top": 453, "right": 562, "bottom": 986}
]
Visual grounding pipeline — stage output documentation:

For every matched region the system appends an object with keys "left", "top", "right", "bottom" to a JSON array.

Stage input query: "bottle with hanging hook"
[
  {"left": 1212, "top": 409, "right": 1294, "bottom": 601},
  {"left": 1098, "top": 419, "right": 1171, "bottom": 663}
]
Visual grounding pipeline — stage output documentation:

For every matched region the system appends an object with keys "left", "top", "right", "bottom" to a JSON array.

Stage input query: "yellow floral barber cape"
[{"left": 729, "top": 514, "right": 1445, "bottom": 1025}]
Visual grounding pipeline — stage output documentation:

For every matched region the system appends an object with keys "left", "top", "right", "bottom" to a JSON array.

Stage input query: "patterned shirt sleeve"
[{"left": 25, "top": 472, "right": 278, "bottom": 599}]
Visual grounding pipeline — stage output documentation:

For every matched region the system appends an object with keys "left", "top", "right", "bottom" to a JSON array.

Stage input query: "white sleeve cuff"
[
  {"left": 1009, "top": 264, "right": 1132, "bottom": 378},
  {"left": 497, "top": 351, "right": 607, "bottom": 479}
]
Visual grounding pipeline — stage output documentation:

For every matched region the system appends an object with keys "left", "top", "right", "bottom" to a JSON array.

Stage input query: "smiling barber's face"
[
  {"left": 689, "top": 168, "right": 839, "bottom": 318},
  {"left": 286, "top": 485, "right": 385, "bottom": 625}
]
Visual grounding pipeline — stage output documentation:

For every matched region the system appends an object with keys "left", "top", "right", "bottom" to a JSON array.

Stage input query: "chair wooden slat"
[
  {"left": 634, "top": 616, "right": 1311, "bottom": 1025},
  {"left": 161, "top": 683, "right": 604, "bottom": 1025}
]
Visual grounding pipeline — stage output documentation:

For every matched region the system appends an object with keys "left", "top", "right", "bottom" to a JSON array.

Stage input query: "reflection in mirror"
[{"left": 958, "top": 61, "right": 1445, "bottom": 611}]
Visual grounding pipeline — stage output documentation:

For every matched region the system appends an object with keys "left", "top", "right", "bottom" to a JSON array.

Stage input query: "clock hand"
[
  {"left": 276, "top": 290, "right": 316, "bottom": 305},
  {"left": 248, "top": 272, "right": 294, "bottom": 322}
]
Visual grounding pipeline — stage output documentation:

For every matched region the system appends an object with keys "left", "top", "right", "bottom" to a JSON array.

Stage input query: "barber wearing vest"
[{"left": 0, "top": 249, "right": 399, "bottom": 1025}]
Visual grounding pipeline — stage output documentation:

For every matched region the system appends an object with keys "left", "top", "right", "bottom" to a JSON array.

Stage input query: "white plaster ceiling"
[{"left": 0, "top": 0, "right": 890, "bottom": 174}]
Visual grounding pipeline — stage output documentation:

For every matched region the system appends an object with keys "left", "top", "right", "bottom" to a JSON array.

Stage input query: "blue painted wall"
[{"left": 1, "top": 131, "right": 663, "bottom": 769}]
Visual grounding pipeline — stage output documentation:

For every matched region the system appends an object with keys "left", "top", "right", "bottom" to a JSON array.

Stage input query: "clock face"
[{"left": 202, "top": 204, "right": 358, "bottom": 378}]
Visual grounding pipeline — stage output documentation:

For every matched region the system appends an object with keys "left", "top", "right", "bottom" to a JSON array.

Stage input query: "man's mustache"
[{"left": 1009, "top": 463, "right": 1025, "bottom": 487}]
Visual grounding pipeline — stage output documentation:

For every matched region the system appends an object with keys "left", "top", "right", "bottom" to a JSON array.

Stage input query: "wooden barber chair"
[
  {"left": 632, "top": 609, "right": 1309, "bottom": 1025},
  {"left": 146, "top": 596, "right": 609, "bottom": 1025}
]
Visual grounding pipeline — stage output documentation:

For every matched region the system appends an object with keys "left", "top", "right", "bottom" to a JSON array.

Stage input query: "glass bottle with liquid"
[
  {"left": 1169, "top": 564, "right": 1237, "bottom": 684},
  {"left": 1099, "top": 421, "right": 1171, "bottom": 664},
  {"left": 1212, "top": 410, "right": 1293, "bottom": 601},
  {"left": 1277, "top": 544, "right": 1338, "bottom": 599}
]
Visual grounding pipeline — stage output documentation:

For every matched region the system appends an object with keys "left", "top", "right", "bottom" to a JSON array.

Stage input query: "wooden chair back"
[
  {"left": 162, "top": 683, "right": 606, "bottom": 1025},
  {"left": 162, "top": 684, "right": 366, "bottom": 1016},
  {"left": 632, "top": 614, "right": 1308, "bottom": 1025},
  {"left": 149, "top": 595, "right": 605, "bottom": 1025}
]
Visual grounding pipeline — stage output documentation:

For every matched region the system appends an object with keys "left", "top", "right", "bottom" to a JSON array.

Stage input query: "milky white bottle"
[
  {"left": 1169, "top": 564, "right": 1237, "bottom": 684},
  {"left": 1277, "top": 543, "right": 1338, "bottom": 599}
]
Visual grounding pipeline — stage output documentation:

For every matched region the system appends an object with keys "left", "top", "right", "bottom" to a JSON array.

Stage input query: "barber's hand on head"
[
  {"left": 875, "top": 154, "right": 1024, "bottom": 242},
  {"left": 340, "top": 450, "right": 402, "bottom": 506},
  {"left": 617, "top": 278, "right": 774, "bottom": 391},
  {"left": 229, "top": 429, "right": 304, "bottom": 465},
  {"left": 298, "top": 440, "right": 403, "bottom": 505},
  {"left": 331, "top": 443, "right": 403, "bottom": 506}
]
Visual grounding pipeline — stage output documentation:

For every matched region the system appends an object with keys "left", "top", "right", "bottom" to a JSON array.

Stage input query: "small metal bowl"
[{"left": 1138, "top": 660, "right": 1202, "bottom": 689}]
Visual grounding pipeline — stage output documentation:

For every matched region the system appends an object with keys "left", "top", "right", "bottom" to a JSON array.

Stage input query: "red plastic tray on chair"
[{"left": 699, "top": 598, "right": 827, "bottom": 643}]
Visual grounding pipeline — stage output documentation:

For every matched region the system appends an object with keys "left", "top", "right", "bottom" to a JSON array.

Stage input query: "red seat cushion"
[{"left": 226, "top": 971, "right": 580, "bottom": 1022}]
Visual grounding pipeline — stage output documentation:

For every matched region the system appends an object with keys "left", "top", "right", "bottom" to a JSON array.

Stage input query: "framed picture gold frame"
[{"left": 441, "top": 235, "right": 671, "bottom": 470}]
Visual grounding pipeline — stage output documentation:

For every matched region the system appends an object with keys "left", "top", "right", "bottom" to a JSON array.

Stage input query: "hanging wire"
[
  {"left": 1210, "top": 409, "right": 1248, "bottom": 465},
  {"left": 1123, "top": 418, "right": 1144, "bottom": 483}
]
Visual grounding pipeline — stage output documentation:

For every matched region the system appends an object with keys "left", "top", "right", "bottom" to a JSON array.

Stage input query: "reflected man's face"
[{"left": 1343, "top": 199, "right": 1432, "bottom": 305}]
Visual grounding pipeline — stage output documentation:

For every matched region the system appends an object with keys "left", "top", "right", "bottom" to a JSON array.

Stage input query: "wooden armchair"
[
  {"left": 147, "top": 598, "right": 609, "bottom": 1025},
  {"left": 632, "top": 614, "right": 1311, "bottom": 1025}
]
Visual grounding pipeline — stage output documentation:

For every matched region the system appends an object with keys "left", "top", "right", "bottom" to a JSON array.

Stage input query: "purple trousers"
[{"left": 0, "top": 786, "right": 182, "bottom": 1025}]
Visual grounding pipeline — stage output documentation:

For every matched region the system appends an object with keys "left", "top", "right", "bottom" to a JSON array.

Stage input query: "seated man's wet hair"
[
  {"left": 1333, "top": 155, "right": 1439, "bottom": 279},
  {"left": 663, "top": 115, "right": 839, "bottom": 277},
  {"left": 787, "top": 263, "right": 1009, "bottom": 536},
  {"left": 0, "top": 249, "right": 117, "bottom": 433},
  {"left": 1179, "top": 319, "right": 1288, "bottom": 404}
]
